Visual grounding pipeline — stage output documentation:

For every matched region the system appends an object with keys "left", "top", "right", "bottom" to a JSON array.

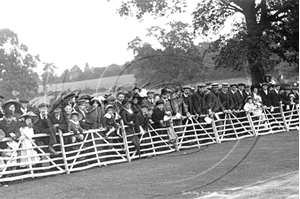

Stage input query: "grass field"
[{"left": 1, "top": 130, "right": 298, "bottom": 199}]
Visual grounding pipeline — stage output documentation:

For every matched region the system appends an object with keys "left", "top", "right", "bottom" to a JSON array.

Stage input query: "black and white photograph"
[{"left": 0, "top": 0, "right": 298, "bottom": 198}]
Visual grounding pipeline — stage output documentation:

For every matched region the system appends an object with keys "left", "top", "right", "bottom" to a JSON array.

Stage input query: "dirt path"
[{"left": 1, "top": 131, "right": 298, "bottom": 199}]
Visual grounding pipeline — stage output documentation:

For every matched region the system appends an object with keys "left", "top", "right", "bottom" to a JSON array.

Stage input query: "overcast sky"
[{"left": 0, "top": 0, "right": 205, "bottom": 75}]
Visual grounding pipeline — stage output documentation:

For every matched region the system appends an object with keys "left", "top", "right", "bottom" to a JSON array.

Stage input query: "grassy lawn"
[{"left": 2, "top": 130, "right": 298, "bottom": 199}]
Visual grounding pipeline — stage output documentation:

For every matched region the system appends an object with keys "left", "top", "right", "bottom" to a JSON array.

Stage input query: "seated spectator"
[
  {"left": 49, "top": 102, "right": 69, "bottom": 134},
  {"left": 87, "top": 98, "right": 104, "bottom": 130},
  {"left": 151, "top": 100, "right": 165, "bottom": 129},
  {"left": 33, "top": 103, "right": 59, "bottom": 155},
  {"left": 103, "top": 105, "right": 120, "bottom": 138},
  {"left": 77, "top": 99, "right": 92, "bottom": 130},
  {"left": 0, "top": 109, "right": 21, "bottom": 150},
  {"left": 69, "top": 111, "right": 84, "bottom": 149},
  {"left": 135, "top": 104, "right": 149, "bottom": 135},
  {"left": 18, "top": 112, "right": 40, "bottom": 168}
]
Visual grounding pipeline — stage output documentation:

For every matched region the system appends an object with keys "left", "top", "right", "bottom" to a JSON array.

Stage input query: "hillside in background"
[{"left": 39, "top": 74, "right": 136, "bottom": 93}]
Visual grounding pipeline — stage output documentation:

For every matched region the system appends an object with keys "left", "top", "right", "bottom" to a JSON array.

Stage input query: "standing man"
[
  {"left": 236, "top": 83, "right": 246, "bottom": 110},
  {"left": 228, "top": 84, "right": 239, "bottom": 113},
  {"left": 270, "top": 84, "right": 282, "bottom": 110},
  {"left": 260, "top": 82, "right": 272, "bottom": 108},
  {"left": 218, "top": 83, "right": 230, "bottom": 112},
  {"left": 192, "top": 83, "right": 206, "bottom": 117},
  {"left": 182, "top": 86, "right": 193, "bottom": 116}
]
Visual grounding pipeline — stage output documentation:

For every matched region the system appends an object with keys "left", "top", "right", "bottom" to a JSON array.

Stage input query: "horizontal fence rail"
[{"left": 0, "top": 104, "right": 298, "bottom": 184}]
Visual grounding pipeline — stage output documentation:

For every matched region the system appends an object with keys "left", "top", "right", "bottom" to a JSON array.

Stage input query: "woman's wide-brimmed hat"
[
  {"left": 19, "top": 112, "right": 39, "bottom": 124},
  {"left": 2, "top": 99, "right": 21, "bottom": 111}
]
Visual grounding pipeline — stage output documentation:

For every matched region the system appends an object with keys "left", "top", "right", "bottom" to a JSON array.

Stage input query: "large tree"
[
  {"left": 127, "top": 21, "right": 213, "bottom": 87},
  {"left": 0, "top": 29, "right": 40, "bottom": 99},
  {"left": 116, "top": 0, "right": 299, "bottom": 84}
]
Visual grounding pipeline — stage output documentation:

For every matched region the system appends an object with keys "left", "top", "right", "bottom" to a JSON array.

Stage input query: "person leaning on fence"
[
  {"left": 270, "top": 84, "right": 283, "bottom": 113},
  {"left": 77, "top": 99, "right": 92, "bottom": 130},
  {"left": 69, "top": 111, "right": 85, "bottom": 149},
  {"left": 260, "top": 82, "right": 272, "bottom": 109},
  {"left": 131, "top": 93, "right": 142, "bottom": 115},
  {"left": 120, "top": 99, "right": 141, "bottom": 155},
  {"left": 151, "top": 99, "right": 165, "bottom": 129},
  {"left": 33, "top": 103, "right": 59, "bottom": 155},
  {"left": 48, "top": 102, "right": 69, "bottom": 139},
  {"left": 18, "top": 112, "right": 40, "bottom": 168},
  {"left": 86, "top": 98, "right": 104, "bottom": 130},
  {"left": 134, "top": 104, "right": 149, "bottom": 135},
  {"left": 103, "top": 105, "right": 120, "bottom": 138}
]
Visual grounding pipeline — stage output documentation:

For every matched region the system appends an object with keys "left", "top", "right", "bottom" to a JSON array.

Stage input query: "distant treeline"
[{"left": 46, "top": 63, "right": 133, "bottom": 84}]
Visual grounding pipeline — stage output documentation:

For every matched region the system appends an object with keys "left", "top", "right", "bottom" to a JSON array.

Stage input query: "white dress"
[{"left": 19, "top": 126, "right": 40, "bottom": 167}]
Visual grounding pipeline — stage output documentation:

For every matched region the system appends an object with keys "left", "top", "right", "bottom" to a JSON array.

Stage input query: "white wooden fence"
[{"left": 0, "top": 104, "right": 298, "bottom": 183}]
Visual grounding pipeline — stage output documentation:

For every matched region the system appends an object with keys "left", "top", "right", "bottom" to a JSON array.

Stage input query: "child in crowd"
[
  {"left": 69, "top": 111, "right": 85, "bottom": 149},
  {"left": 18, "top": 112, "right": 40, "bottom": 167},
  {"left": 103, "top": 105, "right": 120, "bottom": 138}
]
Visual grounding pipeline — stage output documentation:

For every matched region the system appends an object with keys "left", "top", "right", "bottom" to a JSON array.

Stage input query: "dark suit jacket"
[
  {"left": 33, "top": 112, "right": 53, "bottom": 134},
  {"left": 120, "top": 108, "right": 135, "bottom": 134},
  {"left": 182, "top": 94, "right": 194, "bottom": 115},
  {"left": 260, "top": 90, "right": 272, "bottom": 107},
  {"left": 192, "top": 91, "right": 206, "bottom": 115},
  {"left": 135, "top": 111, "right": 149, "bottom": 133},
  {"left": 236, "top": 90, "right": 245, "bottom": 110},
  {"left": 48, "top": 112, "right": 69, "bottom": 133},
  {"left": 228, "top": 91, "right": 239, "bottom": 110},
  {"left": 0, "top": 119, "right": 21, "bottom": 139},
  {"left": 205, "top": 91, "right": 224, "bottom": 113},
  {"left": 218, "top": 91, "right": 230, "bottom": 110},
  {"left": 270, "top": 90, "right": 282, "bottom": 107},
  {"left": 151, "top": 108, "right": 165, "bottom": 129}
]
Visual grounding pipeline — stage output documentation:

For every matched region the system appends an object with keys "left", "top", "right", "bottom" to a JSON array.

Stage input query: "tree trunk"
[{"left": 249, "top": 61, "right": 265, "bottom": 84}]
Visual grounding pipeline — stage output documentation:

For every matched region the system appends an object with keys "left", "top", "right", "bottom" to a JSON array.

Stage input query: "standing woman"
[
  {"left": 131, "top": 93, "right": 141, "bottom": 115},
  {"left": 87, "top": 98, "right": 104, "bottom": 129},
  {"left": 120, "top": 99, "right": 140, "bottom": 156}
]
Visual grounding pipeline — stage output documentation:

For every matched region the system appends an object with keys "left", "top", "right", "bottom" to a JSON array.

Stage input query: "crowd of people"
[{"left": 0, "top": 75, "right": 299, "bottom": 186}]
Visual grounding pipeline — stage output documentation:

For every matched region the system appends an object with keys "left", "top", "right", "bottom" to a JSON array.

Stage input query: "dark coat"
[
  {"left": 78, "top": 109, "right": 92, "bottom": 130},
  {"left": 205, "top": 91, "right": 224, "bottom": 113},
  {"left": 0, "top": 119, "right": 21, "bottom": 149},
  {"left": 135, "top": 111, "right": 149, "bottom": 133},
  {"left": 48, "top": 112, "right": 69, "bottom": 133},
  {"left": 120, "top": 108, "right": 135, "bottom": 130},
  {"left": 192, "top": 91, "right": 206, "bottom": 115},
  {"left": 236, "top": 90, "right": 246, "bottom": 110},
  {"left": 182, "top": 94, "right": 194, "bottom": 115},
  {"left": 33, "top": 112, "right": 53, "bottom": 133},
  {"left": 151, "top": 108, "right": 165, "bottom": 129},
  {"left": 260, "top": 90, "right": 272, "bottom": 107},
  {"left": 87, "top": 107, "right": 104, "bottom": 129},
  {"left": 0, "top": 119, "right": 21, "bottom": 139},
  {"left": 218, "top": 91, "right": 230, "bottom": 110},
  {"left": 270, "top": 90, "right": 282, "bottom": 107},
  {"left": 228, "top": 91, "right": 239, "bottom": 110}
]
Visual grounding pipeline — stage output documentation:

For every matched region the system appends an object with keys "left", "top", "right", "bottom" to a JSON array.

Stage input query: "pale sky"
[{"left": 0, "top": 0, "right": 237, "bottom": 76}]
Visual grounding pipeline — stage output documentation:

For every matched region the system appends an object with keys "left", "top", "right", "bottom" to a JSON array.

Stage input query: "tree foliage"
[
  {"left": 127, "top": 21, "right": 214, "bottom": 88},
  {"left": 116, "top": 0, "right": 299, "bottom": 84},
  {"left": 0, "top": 29, "right": 40, "bottom": 100}
]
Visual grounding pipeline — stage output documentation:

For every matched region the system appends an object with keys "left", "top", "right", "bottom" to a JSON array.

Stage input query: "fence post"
[
  {"left": 280, "top": 104, "right": 289, "bottom": 132},
  {"left": 211, "top": 117, "right": 220, "bottom": 143},
  {"left": 246, "top": 112, "right": 258, "bottom": 136},
  {"left": 120, "top": 120, "right": 131, "bottom": 162},
  {"left": 58, "top": 130, "right": 69, "bottom": 174}
]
